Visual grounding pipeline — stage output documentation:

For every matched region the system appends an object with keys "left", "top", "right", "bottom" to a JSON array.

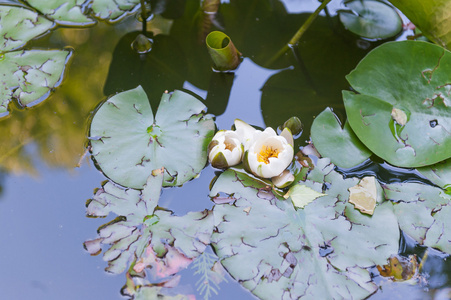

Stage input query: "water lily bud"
[
  {"left": 272, "top": 170, "right": 295, "bottom": 188},
  {"left": 282, "top": 116, "right": 303, "bottom": 136},
  {"left": 132, "top": 34, "right": 153, "bottom": 54},
  {"left": 208, "top": 130, "right": 243, "bottom": 168},
  {"left": 245, "top": 127, "right": 294, "bottom": 178}
]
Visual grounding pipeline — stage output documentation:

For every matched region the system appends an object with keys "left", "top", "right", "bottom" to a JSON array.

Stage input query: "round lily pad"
[
  {"left": 311, "top": 107, "right": 371, "bottom": 168},
  {"left": 344, "top": 41, "right": 451, "bottom": 167},
  {"left": 339, "top": 0, "right": 402, "bottom": 40},
  {"left": 89, "top": 86, "right": 215, "bottom": 189}
]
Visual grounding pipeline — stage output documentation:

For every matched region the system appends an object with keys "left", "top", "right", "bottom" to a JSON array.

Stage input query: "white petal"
[
  {"left": 272, "top": 170, "right": 295, "bottom": 188},
  {"left": 280, "top": 127, "right": 294, "bottom": 147},
  {"left": 234, "top": 119, "right": 257, "bottom": 139},
  {"left": 235, "top": 119, "right": 260, "bottom": 151}
]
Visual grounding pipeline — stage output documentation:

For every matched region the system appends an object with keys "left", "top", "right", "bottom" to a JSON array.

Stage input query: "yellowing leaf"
[
  {"left": 391, "top": 107, "right": 408, "bottom": 126},
  {"left": 284, "top": 184, "right": 326, "bottom": 208},
  {"left": 348, "top": 176, "right": 378, "bottom": 215},
  {"left": 377, "top": 255, "right": 418, "bottom": 281}
]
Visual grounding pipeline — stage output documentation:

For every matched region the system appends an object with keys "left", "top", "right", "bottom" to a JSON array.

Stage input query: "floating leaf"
[
  {"left": 206, "top": 31, "right": 241, "bottom": 71},
  {"left": 384, "top": 181, "right": 451, "bottom": 254},
  {"left": 210, "top": 160, "right": 399, "bottom": 299},
  {"left": 311, "top": 107, "right": 372, "bottom": 168},
  {"left": 284, "top": 184, "right": 325, "bottom": 209},
  {"left": 91, "top": 0, "right": 140, "bottom": 22},
  {"left": 339, "top": 0, "right": 402, "bottom": 39},
  {"left": 0, "top": 5, "right": 54, "bottom": 52},
  {"left": 85, "top": 171, "right": 214, "bottom": 274},
  {"left": 89, "top": 86, "right": 215, "bottom": 189},
  {"left": 344, "top": 41, "right": 451, "bottom": 167},
  {"left": 25, "top": 0, "right": 96, "bottom": 26},
  {"left": 348, "top": 176, "right": 380, "bottom": 215},
  {"left": 417, "top": 158, "right": 451, "bottom": 189},
  {"left": 0, "top": 49, "right": 71, "bottom": 117},
  {"left": 388, "top": 0, "right": 451, "bottom": 49}
]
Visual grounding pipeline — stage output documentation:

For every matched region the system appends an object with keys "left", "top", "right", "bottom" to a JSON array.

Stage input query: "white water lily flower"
[
  {"left": 246, "top": 127, "right": 294, "bottom": 178},
  {"left": 208, "top": 130, "right": 244, "bottom": 169},
  {"left": 234, "top": 119, "right": 259, "bottom": 150}
]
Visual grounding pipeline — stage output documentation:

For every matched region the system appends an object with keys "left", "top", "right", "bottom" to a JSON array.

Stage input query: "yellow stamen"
[
  {"left": 224, "top": 141, "right": 235, "bottom": 151},
  {"left": 257, "top": 146, "right": 279, "bottom": 164}
]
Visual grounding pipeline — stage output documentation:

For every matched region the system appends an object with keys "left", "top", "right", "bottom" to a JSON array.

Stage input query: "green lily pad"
[
  {"left": 91, "top": 0, "right": 140, "bottom": 22},
  {"left": 384, "top": 181, "right": 451, "bottom": 254},
  {"left": 339, "top": 0, "right": 402, "bottom": 40},
  {"left": 25, "top": 0, "right": 96, "bottom": 26},
  {"left": 417, "top": 159, "right": 451, "bottom": 189},
  {"left": 0, "top": 5, "right": 54, "bottom": 52},
  {"left": 311, "top": 107, "right": 372, "bottom": 168},
  {"left": 388, "top": 0, "right": 451, "bottom": 49},
  {"left": 89, "top": 86, "right": 215, "bottom": 189},
  {"left": 210, "top": 159, "right": 399, "bottom": 299},
  {"left": 344, "top": 41, "right": 451, "bottom": 167},
  {"left": 0, "top": 49, "right": 71, "bottom": 117},
  {"left": 85, "top": 171, "right": 214, "bottom": 274}
]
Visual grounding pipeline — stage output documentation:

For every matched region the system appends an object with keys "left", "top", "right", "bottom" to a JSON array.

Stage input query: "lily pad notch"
[{"left": 89, "top": 86, "right": 215, "bottom": 189}]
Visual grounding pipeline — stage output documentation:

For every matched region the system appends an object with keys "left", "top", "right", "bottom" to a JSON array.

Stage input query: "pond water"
[{"left": 1, "top": 0, "right": 451, "bottom": 299}]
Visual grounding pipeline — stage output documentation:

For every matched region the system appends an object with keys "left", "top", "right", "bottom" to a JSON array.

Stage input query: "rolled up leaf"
[{"left": 206, "top": 31, "right": 241, "bottom": 71}]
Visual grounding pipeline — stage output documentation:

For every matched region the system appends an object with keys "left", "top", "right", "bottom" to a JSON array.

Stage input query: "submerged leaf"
[
  {"left": 0, "top": 5, "right": 54, "bottom": 52},
  {"left": 0, "top": 49, "right": 71, "bottom": 117},
  {"left": 344, "top": 41, "right": 451, "bottom": 167},
  {"left": 210, "top": 160, "right": 399, "bottom": 299},
  {"left": 192, "top": 251, "right": 226, "bottom": 299},
  {"left": 89, "top": 86, "right": 215, "bottom": 189}
]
